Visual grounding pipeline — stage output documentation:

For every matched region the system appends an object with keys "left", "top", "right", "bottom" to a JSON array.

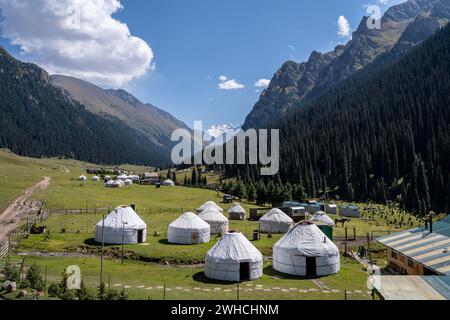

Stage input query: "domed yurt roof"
[
  {"left": 92, "top": 176, "right": 100, "bottom": 181},
  {"left": 228, "top": 203, "right": 246, "bottom": 214},
  {"left": 198, "top": 208, "right": 229, "bottom": 223},
  {"left": 79, "top": 175, "right": 87, "bottom": 181},
  {"left": 310, "top": 211, "right": 335, "bottom": 226},
  {"left": 169, "top": 212, "right": 210, "bottom": 230},
  {"left": 96, "top": 206, "right": 146, "bottom": 230},
  {"left": 197, "top": 201, "right": 223, "bottom": 213},
  {"left": 260, "top": 208, "right": 293, "bottom": 224},
  {"left": 206, "top": 232, "right": 262, "bottom": 263},
  {"left": 275, "top": 222, "right": 338, "bottom": 257}
]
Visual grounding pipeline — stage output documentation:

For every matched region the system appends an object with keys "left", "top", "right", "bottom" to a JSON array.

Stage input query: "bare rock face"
[{"left": 242, "top": 0, "right": 450, "bottom": 129}]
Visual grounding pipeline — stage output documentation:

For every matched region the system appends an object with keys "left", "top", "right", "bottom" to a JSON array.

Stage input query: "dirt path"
[{"left": 0, "top": 177, "right": 51, "bottom": 242}]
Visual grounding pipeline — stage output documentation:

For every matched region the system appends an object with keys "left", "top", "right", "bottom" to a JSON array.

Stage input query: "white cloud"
[
  {"left": 254, "top": 78, "right": 270, "bottom": 88},
  {"left": 337, "top": 15, "right": 351, "bottom": 38},
  {"left": 0, "top": 0, "right": 153, "bottom": 87},
  {"left": 218, "top": 75, "right": 245, "bottom": 90}
]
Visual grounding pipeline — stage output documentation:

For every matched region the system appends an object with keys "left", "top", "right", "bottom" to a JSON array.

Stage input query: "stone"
[
  {"left": 3, "top": 281, "right": 17, "bottom": 293},
  {"left": 17, "top": 290, "right": 27, "bottom": 298}
]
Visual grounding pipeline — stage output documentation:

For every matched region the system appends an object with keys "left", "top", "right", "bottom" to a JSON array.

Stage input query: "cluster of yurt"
[
  {"left": 228, "top": 203, "right": 246, "bottom": 220},
  {"left": 198, "top": 208, "right": 229, "bottom": 235},
  {"left": 259, "top": 208, "right": 294, "bottom": 234},
  {"left": 95, "top": 206, "right": 147, "bottom": 244},
  {"left": 205, "top": 231, "right": 263, "bottom": 282},
  {"left": 162, "top": 179, "right": 175, "bottom": 187},
  {"left": 168, "top": 212, "right": 211, "bottom": 244},
  {"left": 197, "top": 201, "right": 223, "bottom": 214},
  {"left": 273, "top": 221, "right": 340, "bottom": 277},
  {"left": 117, "top": 174, "right": 140, "bottom": 182},
  {"left": 105, "top": 180, "right": 124, "bottom": 188}
]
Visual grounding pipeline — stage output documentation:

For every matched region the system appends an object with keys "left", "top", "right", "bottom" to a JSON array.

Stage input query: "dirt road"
[{"left": 0, "top": 177, "right": 51, "bottom": 242}]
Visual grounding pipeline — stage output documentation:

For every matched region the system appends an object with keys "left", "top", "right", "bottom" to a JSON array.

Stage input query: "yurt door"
[
  {"left": 239, "top": 262, "right": 250, "bottom": 282},
  {"left": 191, "top": 232, "right": 199, "bottom": 243},
  {"left": 306, "top": 257, "right": 317, "bottom": 277},
  {"left": 138, "top": 230, "right": 144, "bottom": 243}
]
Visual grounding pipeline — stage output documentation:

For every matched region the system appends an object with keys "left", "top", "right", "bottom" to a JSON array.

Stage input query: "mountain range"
[
  {"left": 0, "top": 48, "right": 189, "bottom": 166},
  {"left": 243, "top": 0, "right": 450, "bottom": 129}
]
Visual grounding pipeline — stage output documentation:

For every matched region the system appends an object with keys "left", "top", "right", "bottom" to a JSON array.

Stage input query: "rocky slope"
[{"left": 243, "top": 0, "right": 450, "bottom": 129}]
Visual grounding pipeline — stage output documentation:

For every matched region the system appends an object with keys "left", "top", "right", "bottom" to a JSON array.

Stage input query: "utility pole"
[
  {"left": 100, "top": 211, "right": 106, "bottom": 284},
  {"left": 121, "top": 221, "right": 128, "bottom": 264}
]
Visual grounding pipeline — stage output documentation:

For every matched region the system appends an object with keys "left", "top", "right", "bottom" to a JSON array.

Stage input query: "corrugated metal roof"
[
  {"left": 375, "top": 276, "right": 450, "bottom": 300},
  {"left": 378, "top": 216, "right": 450, "bottom": 277}
]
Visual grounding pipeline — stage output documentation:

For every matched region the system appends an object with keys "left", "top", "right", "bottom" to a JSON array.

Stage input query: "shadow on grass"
[
  {"left": 83, "top": 238, "right": 119, "bottom": 248},
  {"left": 193, "top": 272, "right": 238, "bottom": 285},
  {"left": 263, "top": 265, "right": 320, "bottom": 280}
]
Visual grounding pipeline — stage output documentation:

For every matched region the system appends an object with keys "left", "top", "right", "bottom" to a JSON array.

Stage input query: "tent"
[
  {"left": 273, "top": 222, "right": 340, "bottom": 277},
  {"left": 124, "top": 179, "right": 133, "bottom": 186},
  {"left": 117, "top": 174, "right": 128, "bottom": 181},
  {"left": 92, "top": 176, "right": 100, "bottom": 182},
  {"left": 162, "top": 179, "right": 175, "bottom": 187},
  {"left": 259, "top": 208, "right": 293, "bottom": 234},
  {"left": 197, "top": 201, "right": 223, "bottom": 214},
  {"left": 78, "top": 175, "right": 87, "bottom": 182},
  {"left": 205, "top": 231, "right": 263, "bottom": 282},
  {"left": 228, "top": 203, "right": 246, "bottom": 221},
  {"left": 198, "top": 208, "right": 229, "bottom": 235},
  {"left": 95, "top": 206, "right": 147, "bottom": 244},
  {"left": 105, "top": 180, "right": 122, "bottom": 188},
  {"left": 310, "top": 211, "right": 335, "bottom": 226},
  {"left": 168, "top": 212, "right": 211, "bottom": 244}
]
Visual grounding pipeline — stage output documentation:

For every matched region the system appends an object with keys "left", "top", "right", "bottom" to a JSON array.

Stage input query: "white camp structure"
[
  {"left": 197, "top": 201, "right": 223, "bottom": 214},
  {"left": 168, "top": 212, "right": 211, "bottom": 244},
  {"left": 78, "top": 175, "right": 87, "bottom": 182},
  {"left": 95, "top": 206, "right": 147, "bottom": 244},
  {"left": 105, "top": 180, "right": 123, "bottom": 188},
  {"left": 310, "top": 211, "right": 335, "bottom": 227},
  {"left": 124, "top": 179, "right": 133, "bottom": 186},
  {"left": 117, "top": 174, "right": 128, "bottom": 181},
  {"left": 228, "top": 203, "right": 246, "bottom": 220},
  {"left": 273, "top": 222, "right": 340, "bottom": 277},
  {"left": 205, "top": 232, "right": 263, "bottom": 282},
  {"left": 259, "top": 208, "right": 294, "bottom": 234},
  {"left": 162, "top": 179, "right": 175, "bottom": 187},
  {"left": 324, "top": 204, "right": 338, "bottom": 215},
  {"left": 198, "top": 208, "right": 229, "bottom": 235},
  {"left": 92, "top": 176, "right": 100, "bottom": 182}
]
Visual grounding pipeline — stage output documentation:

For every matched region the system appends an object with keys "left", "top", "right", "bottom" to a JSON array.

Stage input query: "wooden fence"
[{"left": 0, "top": 241, "right": 9, "bottom": 260}]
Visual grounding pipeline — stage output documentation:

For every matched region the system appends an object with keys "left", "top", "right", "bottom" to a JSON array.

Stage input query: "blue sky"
[{"left": 0, "top": 0, "right": 404, "bottom": 129}]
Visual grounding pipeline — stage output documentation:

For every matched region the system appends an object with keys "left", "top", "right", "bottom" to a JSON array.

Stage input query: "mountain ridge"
[{"left": 243, "top": 0, "right": 450, "bottom": 129}]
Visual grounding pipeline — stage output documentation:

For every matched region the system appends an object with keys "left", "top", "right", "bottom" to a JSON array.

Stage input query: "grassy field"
[
  {"left": 0, "top": 150, "right": 425, "bottom": 300},
  {"left": 16, "top": 255, "right": 371, "bottom": 300}
]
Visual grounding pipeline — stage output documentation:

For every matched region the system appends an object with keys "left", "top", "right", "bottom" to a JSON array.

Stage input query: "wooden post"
[
  {"left": 345, "top": 227, "right": 348, "bottom": 241},
  {"left": 344, "top": 290, "right": 347, "bottom": 300},
  {"left": 353, "top": 228, "right": 356, "bottom": 241}
]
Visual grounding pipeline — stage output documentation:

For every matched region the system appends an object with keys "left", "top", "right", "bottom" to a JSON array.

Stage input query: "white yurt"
[
  {"left": 163, "top": 179, "right": 175, "bottom": 187},
  {"left": 259, "top": 208, "right": 294, "bottom": 234},
  {"left": 198, "top": 208, "right": 229, "bottom": 235},
  {"left": 168, "top": 212, "right": 211, "bottom": 244},
  {"left": 105, "top": 175, "right": 112, "bottom": 181},
  {"left": 95, "top": 206, "right": 147, "bottom": 244},
  {"left": 105, "top": 180, "right": 122, "bottom": 188},
  {"left": 310, "top": 211, "right": 335, "bottom": 227},
  {"left": 78, "top": 175, "right": 87, "bottom": 182},
  {"left": 273, "top": 222, "right": 340, "bottom": 277},
  {"left": 124, "top": 179, "right": 133, "bottom": 186},
  {"left": 205, "top": 231, "right": 263, "bottom": 282},
  {"left": 117, "top": 174, "right": 128, "bottom": 181},
  {"left": 92, "top": 176, "right": 100, "bottom": 182},
  {"left": 228, "top": 203, "right": 246, "bottom": 220},
  {"left": 197, "top": 201, "right": 223, "bottom": 214}
]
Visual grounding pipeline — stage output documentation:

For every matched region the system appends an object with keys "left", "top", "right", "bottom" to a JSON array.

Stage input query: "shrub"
[
  {"left": 24, "top": 263, "right": 45, "bottom": 291},
  {"left": 3, "top": 261, "right": 20, "bottom": 283},
  {"left": 47, "top": 283, "right": 59, "bottom": 297}
]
